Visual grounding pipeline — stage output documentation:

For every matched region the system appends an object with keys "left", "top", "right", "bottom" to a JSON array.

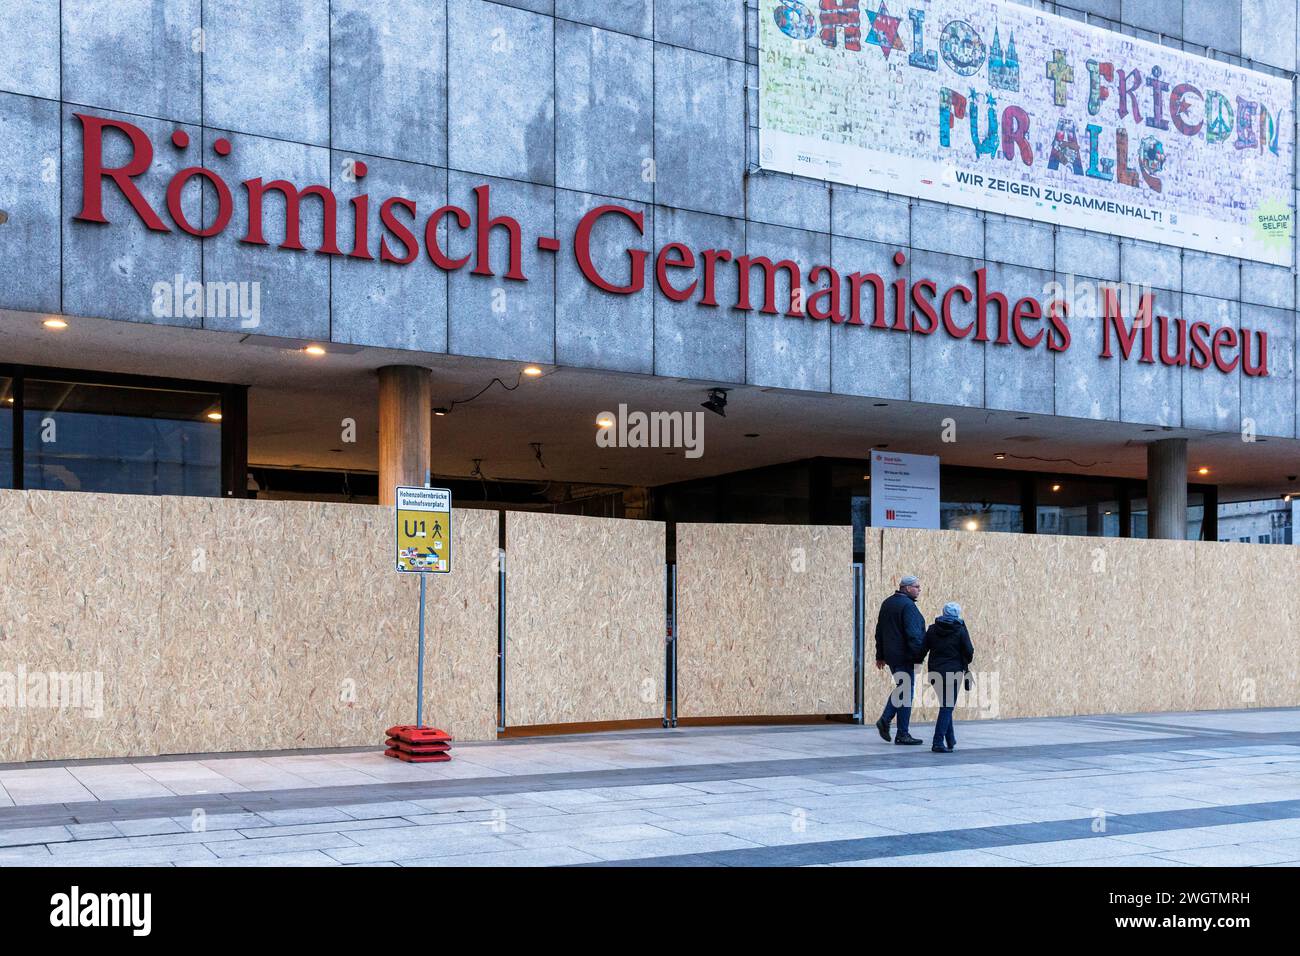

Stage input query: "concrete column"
[
  {"left": 377, "top": 365, "right": 432, "bottom": 506},
  {"left": 1086, "top": 502, "right": 1102, "bottom": 537},
  {"left": 1147, "top": 438, "right": 1188, "bottom": 540}
]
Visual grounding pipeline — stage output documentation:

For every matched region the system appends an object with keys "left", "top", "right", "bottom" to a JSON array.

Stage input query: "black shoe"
[
  {"left": 875, "top": 718, "right": 891, "bottom": 742},
  {"left": 931, "top": 744, "right": 953, "bottom": 753},
  {"left": 894, "top": 734, "right": 922, "bottom": 745}
]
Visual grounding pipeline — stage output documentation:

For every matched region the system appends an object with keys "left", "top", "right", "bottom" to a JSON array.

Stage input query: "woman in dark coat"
[{"left": 922, "top": 602, "right": 974, "bottom": 753}]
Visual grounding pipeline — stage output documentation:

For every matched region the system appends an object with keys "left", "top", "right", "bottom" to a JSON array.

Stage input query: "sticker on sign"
[{"left": 395, "top": 486, "right": 452, "bottom": 573}]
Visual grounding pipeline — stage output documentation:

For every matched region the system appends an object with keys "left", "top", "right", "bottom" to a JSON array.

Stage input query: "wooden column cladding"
[{"left": 377, "top": 365, "right": 432, "bottom": 505}]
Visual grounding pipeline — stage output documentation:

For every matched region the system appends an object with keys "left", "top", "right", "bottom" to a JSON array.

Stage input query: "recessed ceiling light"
[
  {"left": 304, "top": 345, "right": 326, "bottom": 356},
  {"left": 1051, "top": 484, "right": 1061, "bottom": 492},
  {"left": 596, "top": 416, "right": 613, "bottom": 428},
  {"left": 43, "top": 318, "right": 68, "bottom": 330},
  {"left": 1197, "top": 466, "right": 1210, "bottom": 476},
  {"left": 994, "top": 452, "right": 1007, "bottom": 460},
  {"left": 522, "top": 366, "right": 542, "bottom": 376},
  {"left": 206, "top": 411, "right": 223, "bottom": 422},
  {"left": 433, "top": 407, "right": 448, "bottom": 417}
]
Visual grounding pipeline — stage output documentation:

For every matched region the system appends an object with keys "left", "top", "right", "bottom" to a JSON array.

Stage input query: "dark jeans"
[
  {"left": 929, "top": 671, "right": 962, "bottom": 748},
  {"left": 879, "top": 667, "right": 916, "bottom": 736}
]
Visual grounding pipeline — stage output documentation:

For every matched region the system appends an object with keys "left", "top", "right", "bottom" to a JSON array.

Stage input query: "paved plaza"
[{"left": 2, "top": 708, "right": 1299, "bottom": 867}]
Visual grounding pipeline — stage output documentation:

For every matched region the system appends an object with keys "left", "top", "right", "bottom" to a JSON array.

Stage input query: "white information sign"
[{"left": 871, "top": 451, "right": 941, "bottom": 529}]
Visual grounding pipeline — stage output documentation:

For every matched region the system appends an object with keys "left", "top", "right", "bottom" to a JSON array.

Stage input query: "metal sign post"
[
  {"left": 417, "top": 574, "right": 426, "bottom": 727},
  {"left": 394, "top": 485, "right": 452, "bottom": 728}
]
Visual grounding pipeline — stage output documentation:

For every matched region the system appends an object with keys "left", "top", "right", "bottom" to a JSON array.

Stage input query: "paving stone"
[
  {"left": 255, "top": 807, "right": 355, "bottom": 826},
  {"left": 67, "top": 822, "right": 123, "bottom": 841},
  {"left": 43, "top": 841, "right": 220, "bottom": 866},
  {"left": 832, "top": 848, "right": 1021, "bottom": 867},
  {"left": 324, "top": 834, "right": 515, "bottom": 865},
  {"left": 334, "top": 801, "right": 430, "bottom": 819},
  {"left": 0, "top": 844, "right": 56, "bottom": 864},
  {"left": 177, "top": 850, "right": 344, "bottom": 867},
  {"left": 0, "top": 825, "right": 73, "bottom": 847},
  {"left": 205, "top": 832, "right": 360, "bottom": 858},
  {"left": 1153, "top": 843, "right": 1297, "bottom": 866},
  {"left": 584, "top": 833, "right": 763, "bottom": 862},
  {"left": 238, "top": 818, "right": 414, "bottom": 839},
  {"left": 111, "top": 817, "right": 188, "bottom": 837},
  {"left": 984, "top": 837, "right": 1158, "bottom": 864},
  {"left": 406, "top": 846, "right": 603, "bottom": 867}
]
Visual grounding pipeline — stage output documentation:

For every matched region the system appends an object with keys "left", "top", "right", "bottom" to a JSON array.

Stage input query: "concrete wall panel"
[
  {"left": 0, "top": 0, "right": 60, "bottom": 99},
  {"left": 203, "top": 0, "right": 330, "bottom": 145},
  {"left": 653, "top": 45, "right": 744, "bottom": 219},
  {"left": 743, "top": 223, "right": 831, "bottom": 392},
  {"left": 331, "top": 0, "right": 448, "bottom": 167},
  {"left": 0, "top": 94, "right": 61, "bottom": 314},
  {"left": 329, "top": 156, "right": 448, "bottom": 353},
  {"left": 61, "top": 107, "right": 204, "bottom": 327},
  {"left": 448, "top": 0, "right": 554, "bottom": 185},
  {"left": 556, "top": 189, "right": 654, "bottom": 373},
  {"left": 652, "top": 206, "right": 747, "bottom": 383},
  {"left": 555, "top": 22, "right": 653, "bottom": 202},
  {"left": 200, "top": 129, "right": 331, "bottom": 339},
  {"left": 63, "top": 0, "right": 201, "bottom": 124},
  {"left": 446, "top": 171, "right": 556, "bottom": 363}
]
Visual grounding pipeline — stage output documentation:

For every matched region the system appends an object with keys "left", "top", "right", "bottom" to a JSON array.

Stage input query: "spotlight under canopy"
[{"left": 701, "top": 387, "right": 729, "bottom": 418}]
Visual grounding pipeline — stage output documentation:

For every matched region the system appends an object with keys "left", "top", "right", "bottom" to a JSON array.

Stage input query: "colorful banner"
[{"left": 759, "top": 0, "right": 1295, "bottom": 265}]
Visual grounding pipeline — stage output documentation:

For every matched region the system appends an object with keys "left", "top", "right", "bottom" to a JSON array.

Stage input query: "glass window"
[
  {"left": 1035, "top": 478, "right": 1121, "bottom": 537},
  {"left": 22, "top": 380, "right": 221, "bottom": 497},
  {"left": 1130, "top": 498, "right": 1149, "bottom": 538},
  {"left": 1186, "top": 493, "right": 1205, "bottom": 541},
  {"left": 0, "top": 377, "right": 12, "bottom": 489},
  {"left": 727, "top": 464, "right": 810, "bottom": 524},
  {"left": 940, "top": 471, "right": 1023, "bottom": 534},
  {"left": 1127, "top": 492, "right": 1205, "bottom": 540}
]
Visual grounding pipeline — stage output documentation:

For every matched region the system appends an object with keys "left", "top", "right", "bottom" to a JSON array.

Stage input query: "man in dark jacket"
[{"left": 874, "top": 575, "right": 926, "bottom": 745}]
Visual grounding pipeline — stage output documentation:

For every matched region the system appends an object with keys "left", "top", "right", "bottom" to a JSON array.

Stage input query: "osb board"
[
  {"left": 504, "top": 512, "right": 665, "bottom": 727},
  {"left": 0, "top": 491, "right": 163, "bottom": 762},
  {"left": 0, "top": 490, "right": 498, "bottom": 762},
  {"left": 154, "top": 499, "right": 499, "bottom": 753},
  {"left": 676, "top": 523, "right": 855, "bottom": 718},
  {"left": 869, "top": 529, "right": 1300, "bottom": 724},
  {"left": 1192, "top": 540, "right": 1300, "bottom": 710}
]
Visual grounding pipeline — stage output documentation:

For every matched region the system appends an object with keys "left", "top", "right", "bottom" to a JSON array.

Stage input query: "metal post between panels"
[{"left": 853, "top": 562, "right": 865, "bottom": 724}]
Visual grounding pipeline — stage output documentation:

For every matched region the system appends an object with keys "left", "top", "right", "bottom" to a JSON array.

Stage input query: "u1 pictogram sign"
[{"left": 395, "top": 486, "right": 452, "bottom": 573}]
